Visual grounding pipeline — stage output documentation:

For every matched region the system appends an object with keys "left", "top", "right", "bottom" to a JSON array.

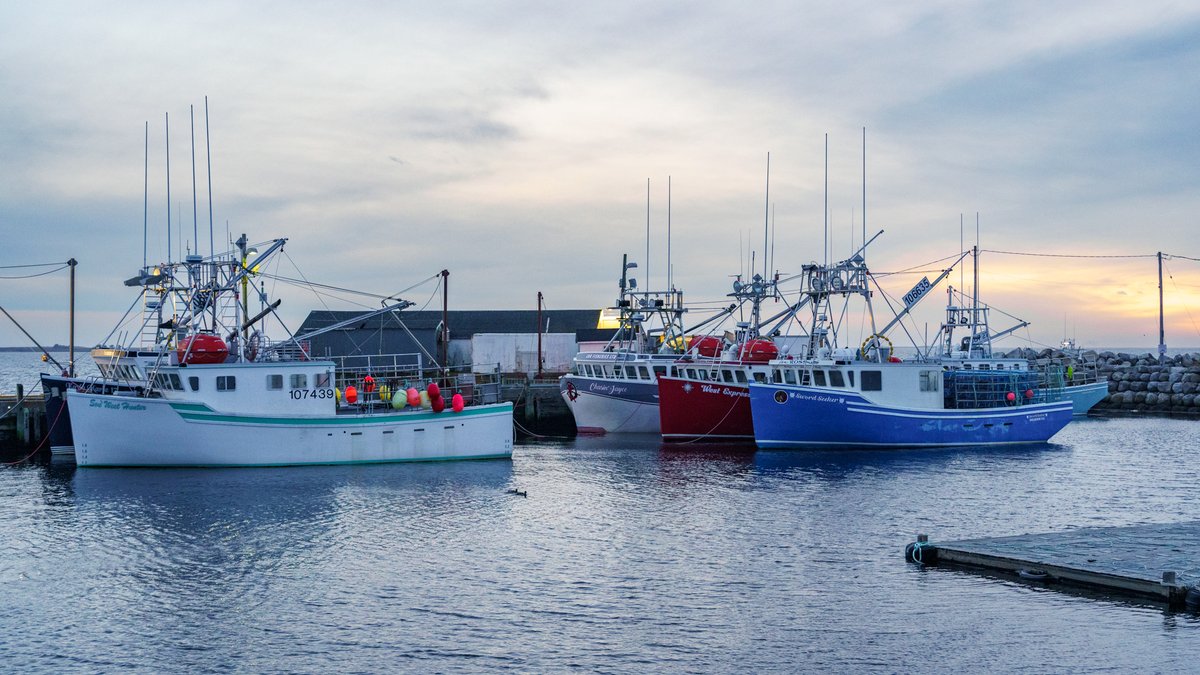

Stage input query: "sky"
[{"left": 2, "top": 1, "right": 1199, "bottom": 354}]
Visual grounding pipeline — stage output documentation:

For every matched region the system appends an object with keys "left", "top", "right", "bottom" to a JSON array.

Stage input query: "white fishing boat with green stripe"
[
  {"left": 68, "top": 359, "right": 513, "bottom": 467},
  {"left": 67, "top": 233, "right": 513, "bottom": 467}
]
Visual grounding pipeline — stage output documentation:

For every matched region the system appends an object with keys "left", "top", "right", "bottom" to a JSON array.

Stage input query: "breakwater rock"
[{"left": 1002, "top": 348, "right": 1200, "bottom": 417}]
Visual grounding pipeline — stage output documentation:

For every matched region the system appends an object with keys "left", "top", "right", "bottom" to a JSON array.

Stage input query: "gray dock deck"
[{"left": 909, "top": 522, "right": 1200, "bottom": 608}]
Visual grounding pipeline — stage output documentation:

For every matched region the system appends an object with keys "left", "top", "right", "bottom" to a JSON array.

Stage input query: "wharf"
[
  {"left": 0, "top": 387, "right": 47, "bottom": 446},
  {"left": 907, "top": 522, "right": 1200, "bottom": 608}
]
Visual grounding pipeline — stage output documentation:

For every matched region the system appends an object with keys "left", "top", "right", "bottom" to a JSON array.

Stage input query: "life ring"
[{"left": 859, "top": 333, "right": 893, "bottom": 362}]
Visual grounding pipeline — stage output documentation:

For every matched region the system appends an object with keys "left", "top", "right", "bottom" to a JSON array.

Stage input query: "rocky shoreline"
[{"left": 1002, "top": 348, "right": 1200, "bottom": 417}]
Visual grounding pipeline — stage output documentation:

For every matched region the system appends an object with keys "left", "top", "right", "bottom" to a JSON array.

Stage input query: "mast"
[
  {"left": 441, "top": 269, "right": 450, "bottom": 377},
  {"left": 190, "top": 104, "right": 198, "bottom": 251},
  {"left": 667, "top": 176, "right": 672, "bottom": 292},
  {"left": 68, "top": 258, "right": 77, "bottom": 376},
  {"left": 763, "top": 152, "right": 770, "bottom": 281},
  {"left": 143, "top": 121, "right": 148, "bottom": 270},
  {"left": 205, "top": 96, "right": 215, "bottom": 259},
  {"left": 645, "top": 178, "right": 650, "bottom": 302},
  {"left": 862, "top": 127, "right": 866, "bottom": 264},
  {"left": 165, "top": 112, "right": 172, "bottom": 264},
  {"left": 823, "top": 133, "right": 828, "bottom": 268}
]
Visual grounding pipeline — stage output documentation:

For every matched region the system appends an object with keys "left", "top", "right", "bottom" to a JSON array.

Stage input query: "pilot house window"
[{"left": 217, "top": 376, "right": 237, "bottom": 391}]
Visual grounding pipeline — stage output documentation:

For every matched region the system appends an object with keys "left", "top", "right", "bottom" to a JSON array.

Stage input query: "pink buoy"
[
  {"left": 451, "top": 393, "right": 464, "bottom": 413},
  {"left": 1024, "top": 389, "right": 1034, "bottom": 399},
  {"left": 427, "top": 382, "right": 441, "bottom": 398},
  {"left": 1005, "top": 391, "right": 1016, "bottom": 403},
  {"left": 345, "top": 385, "right": 358, "bottom": 404},
  {"left": 406, "top": 387, "right": 421, "bottom": 407},
  {"left": 431, "top": 395, "right": 445, "bottom": 413}
]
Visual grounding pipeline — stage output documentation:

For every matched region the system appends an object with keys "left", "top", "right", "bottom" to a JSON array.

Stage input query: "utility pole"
[
  {"left": 536, "top": 291, "right": 544, "bottom": 377},
  {"left": 1158, "top": 251, "right": 1166, "bottom": 364}
]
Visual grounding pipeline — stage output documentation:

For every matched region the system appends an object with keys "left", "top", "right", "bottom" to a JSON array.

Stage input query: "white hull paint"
[
  {"left": 560, "top": 389, "right": 660, "bottom": 434},
  {"left": 69, "top": 391, "right": 513, "bottom": 467}
]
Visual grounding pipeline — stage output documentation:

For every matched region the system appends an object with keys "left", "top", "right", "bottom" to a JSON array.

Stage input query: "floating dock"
[{"left": 907, "top": 522, "right": 1200, "bottom": 609}]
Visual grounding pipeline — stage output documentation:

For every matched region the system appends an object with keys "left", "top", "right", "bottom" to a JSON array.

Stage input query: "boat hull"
[
  {"left": 657, "top": 376, "right": 753, "bottom": 441},
  {"left": 40, "top": 375, "right": 142, "bottom": 456},
  {"left": 559, "top": 375, "right": 660, "bottom": 434},
  {"left": 748, "top": 384, "right": 1074, "bottom": 449},
  {"left": 68, "top": 391, "right": 513, "bottom": 467},
  {"left": 1064, "top": 381, "right": 1109, "bottom": 415}
]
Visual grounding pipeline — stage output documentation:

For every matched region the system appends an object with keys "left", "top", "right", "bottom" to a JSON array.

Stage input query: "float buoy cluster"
[{"left": 333, "top": 377, "right": 467, "bottom": 413}]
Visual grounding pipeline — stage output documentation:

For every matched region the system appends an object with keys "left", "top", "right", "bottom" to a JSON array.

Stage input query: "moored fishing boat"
[
  {"left": 747, "top": 234, "right": 1073, "bottom": 449},
  {"left": 68, "top": 235, "right": 513, "bottom": 467},
  {"left": 657, "top": 272, "right": 798, "bottom": 442},
  {"left": 559, "top": 256, "right": 690, "bottom": 434}
]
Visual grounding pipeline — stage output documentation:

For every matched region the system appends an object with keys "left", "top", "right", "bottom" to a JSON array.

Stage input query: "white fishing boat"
[{"left": 68, "top": 235, "right": 513, "bottom": 467}]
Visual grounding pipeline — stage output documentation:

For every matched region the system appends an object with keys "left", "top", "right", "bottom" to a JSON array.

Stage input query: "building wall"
[{"left": 470, "top": 333, "right": 577, "bottom": 374}]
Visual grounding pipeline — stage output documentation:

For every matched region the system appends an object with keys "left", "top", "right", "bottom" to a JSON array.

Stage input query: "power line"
[{"left": 982, "top": 249, "right": 1156, "bottom": 259}]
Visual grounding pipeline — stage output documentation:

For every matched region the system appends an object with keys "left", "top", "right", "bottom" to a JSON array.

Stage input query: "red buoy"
[
  {"left": 363, "top": 375, "right": 376, "bottom": 393},
  {"left": 427, "top": 382, "right": 441, "bottom": 398},
  {"left": 1024, "top": 389, "right": 1034, "bottom": 399},
  {"left": 406, "top": 388, "right": 421, "bottom": 407},
  {"left": 177, "top": 333, "right": 229, "bottom": 365},
  {"left": 431, "top": 395, "right": 446, "bottom": 413},
  {"left": 687, "top": 335, "right": 723, "bottom": 358},
  {"left": 1005, "top": 391, "right": 1016, "bottom": 403},
  {"left": 345, "top": 385, "right": 359, "bottom": 404},
  {"left": 739, "top": 339, "right": 779, "bottom": 363}
]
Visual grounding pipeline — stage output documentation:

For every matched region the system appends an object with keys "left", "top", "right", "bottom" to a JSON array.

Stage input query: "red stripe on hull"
[{"left": 657, "top": 376, "right": 754, "bottom": 441}]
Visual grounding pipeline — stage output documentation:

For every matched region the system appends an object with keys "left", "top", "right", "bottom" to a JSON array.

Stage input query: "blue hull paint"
[{"left": 749, "top": 384, "right": 1074, "bottom": 449}]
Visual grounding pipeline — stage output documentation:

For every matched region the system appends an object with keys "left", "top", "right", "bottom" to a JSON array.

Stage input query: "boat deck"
[{"left": 908, "top": 522, "right": 1200, "bottom": 608}]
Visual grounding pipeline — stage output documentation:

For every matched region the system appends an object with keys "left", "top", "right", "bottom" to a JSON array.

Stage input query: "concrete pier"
[
  {"left": 1004, "top": 348, "right": 1200, "bottom": 417},
  {"left": 907, "top": 522, "right": 1200, "bottom": 609}
]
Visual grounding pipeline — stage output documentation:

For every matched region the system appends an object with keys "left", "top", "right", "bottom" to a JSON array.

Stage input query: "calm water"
[{"left": 2, "top": 417, "right": 1199, "bottom": 673}]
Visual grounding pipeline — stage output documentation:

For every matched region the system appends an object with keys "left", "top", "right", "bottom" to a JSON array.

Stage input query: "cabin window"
[
  {"left": 652, "top": 366, "right": 666, "bottom": 379},
  {"left": 267, "top": 374, "right": 283, "bottom": 390},
  {"left": 995, "top": 364, "right": 1005, "bottom": 370},
  {"left": 722, "top": 369, "right": 735, "bottom": 382},
  {"left": 735, "top": 370, "right": 748, "bottom": 383},
  {"left": 188, "top": 376, "right": 200, "bottom": 392},
  {"left": 979, "top": 363, "right": 991, "bottom": 371},
  {"left": 861, "top": 370, "right": 882, "bottom": 391},
  {"left": 290, "top": 374, "right": 308, "bottom": 389},
  {"left": 813, "top": 370, "right": 827, "bottom": 387},
  {"left": 755, "top": 371, "right": 767, "bottom": 383},
  {"left": 783, "top": 369, "right": 797, "bottom": 385},
  {"left": 920, "top": 370, "right": 939, "bottom": 392},
  {"left": 130, "top": 366, "right": 142, "bottom": 380},
  {"left": 217, "top": 376, "right": 236, "bottom": 391},
  {"left": 772, "top": 369, "right": 783, "bottom": 383},
  {"left": 625, "top": 366, "right": 638, "bottom": 379},
  {"left": 638, "top": 366, "right": 650, "bottom": 380},
  {"left": 829, "top": 370, "right": 846, "bottom": 388},
  {"left": 316, "top": 373, "right": 330, "bottom": 387},
  {"left": 686, "top": 368, "right": 697, "bottom": 379},
  {"left": 847, "top": 371, "right": 855, "bottom": 387},
  {"left": 170, "top": 374, "right": 182, "bottom": 390}
]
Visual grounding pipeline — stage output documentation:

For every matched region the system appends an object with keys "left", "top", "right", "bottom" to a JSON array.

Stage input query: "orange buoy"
[
  {"left": 451, "top": 393, "right": 464, "bottom": 413},
  {"left": 406, "top": 387, "right": 421, "bottom": 407},
  {"left": 345, "top": 385, "right": 359, "bottom": 404}
]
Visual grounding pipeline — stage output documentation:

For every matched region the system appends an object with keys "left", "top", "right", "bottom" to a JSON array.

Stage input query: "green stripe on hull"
[
  {"left": 80, "top": 452, "right": 513, "bottom": 469},
  {"left": 174, "top": 403, "right": 514, "bottom": 426}
]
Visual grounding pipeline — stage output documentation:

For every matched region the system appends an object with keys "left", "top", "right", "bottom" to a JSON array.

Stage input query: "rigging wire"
[{"left": 0, "top": 264, "right": 70, "bottom": 280}]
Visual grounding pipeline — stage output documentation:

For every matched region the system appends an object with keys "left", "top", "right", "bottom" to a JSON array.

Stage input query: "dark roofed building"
[{"left": 296, "top": 309, "right": 601, "bottom": 371}]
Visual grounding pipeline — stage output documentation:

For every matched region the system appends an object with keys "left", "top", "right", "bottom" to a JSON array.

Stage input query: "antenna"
[
  {"left": 645, "top": 177, "right": 650, "bottom": 297},
  {"left": 143, "top": 121, "right": 148, "bottom": 269},
  {"left": 959, "top": 213, "right": 964, "bottom": 300},
  {"left": 763, "top": 152, "right": 770, "bottom": 281},
  {"left": 823, "top": 133, "right": 828, "bottom": 267},
  {"left": 667, "top": 175, "right": 672, "bottom": 292},
  {"left": 973, "top": 212, "right": 980, "bottom": 318},
  {"left": 205, "top": 96, "right": 215, "bottom": 259},
  {"left": 770, "top": 202, "right": 776, "bottom": 280},
  {"left": 190, "top": 104, "right": 198, "bottom": 252},
  {"left": 165, "top": 112, "right": 172, "bottom": 264},
  {"left": 862, "top": 127, "right": 866, "bottom": 263}
]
